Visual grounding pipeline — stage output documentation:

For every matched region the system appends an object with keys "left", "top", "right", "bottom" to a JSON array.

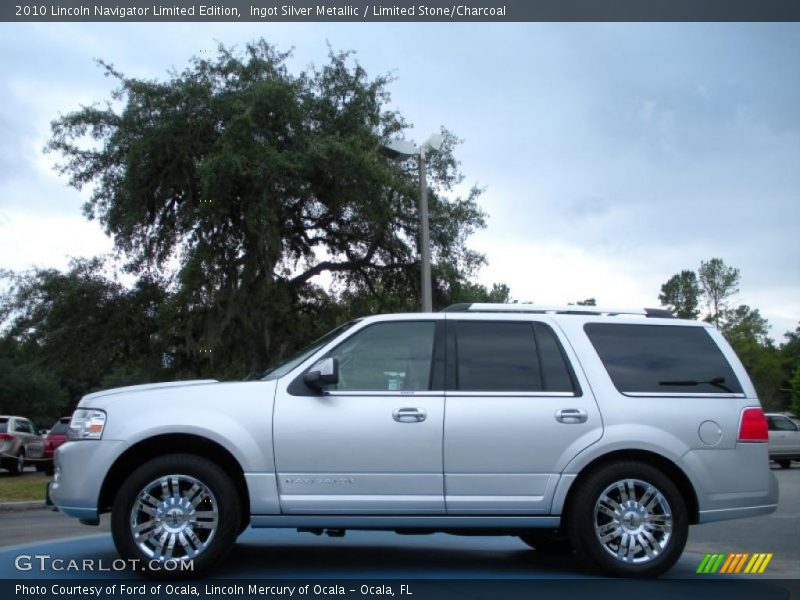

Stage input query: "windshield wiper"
[{"left": 658, "top": 376, "right": 733, "bottom": 393}]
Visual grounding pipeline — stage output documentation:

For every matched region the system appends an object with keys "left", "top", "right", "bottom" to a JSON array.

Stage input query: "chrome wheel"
[
  {"left": 593, "top": 478, "right": 672, "bottom": 564},
  {"left": 130, "top": 474, "right": 218, "bottom": 562}
]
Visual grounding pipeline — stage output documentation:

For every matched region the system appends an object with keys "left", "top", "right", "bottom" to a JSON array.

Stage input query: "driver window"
[{"left": 325, "top": 321, "right": 435, "bottom": 392}]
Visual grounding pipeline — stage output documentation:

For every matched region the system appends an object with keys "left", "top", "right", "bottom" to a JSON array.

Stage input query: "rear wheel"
[
  {"left": 6, "top": 450, "right": 24, "bottom": 476},
  {"left": 519, "top": 530, "right": 573, "bottom": 554},
  {"left": 111, "top": 454, "right": 240, "bottom": 578},
  {"left": 566, "top": 461, "right": 688, "bottom": 578},
  {"left": 776, "top": 459, "right": 792, "bottom": 469}
]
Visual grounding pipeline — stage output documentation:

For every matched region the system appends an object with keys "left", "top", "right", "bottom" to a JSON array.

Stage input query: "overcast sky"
[{"left": 0, "top": 22, "right": 798, "bottom": 340}]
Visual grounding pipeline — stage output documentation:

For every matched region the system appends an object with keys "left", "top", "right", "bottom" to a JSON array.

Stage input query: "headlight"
[{"left": 68, "top": 409, "right": 106, "bottom": 440}]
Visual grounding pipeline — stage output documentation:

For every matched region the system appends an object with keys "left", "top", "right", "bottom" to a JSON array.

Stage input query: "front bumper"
[{"left": 50, "top": 439, "right": 128, "bottom": 520}]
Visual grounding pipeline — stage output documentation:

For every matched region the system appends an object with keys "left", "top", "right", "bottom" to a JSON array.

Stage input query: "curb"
[{"left": 0, "top": 501, "right": 47, "bottom": 512}]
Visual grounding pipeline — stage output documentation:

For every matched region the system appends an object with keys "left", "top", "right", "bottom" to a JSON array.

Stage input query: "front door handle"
[
  {"left": 393, "top": 407, "right": 427, "bottom": 423},
  {"left": 555, "top": 408, "right": 588, "bottom": 424}
]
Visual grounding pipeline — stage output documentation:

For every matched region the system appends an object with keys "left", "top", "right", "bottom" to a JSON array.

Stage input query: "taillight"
[
  {"left": 738, "top": 407, "right": 768, "bottom": 442},
  {"left": 0, "top": 433, "right": 12, "bottom": 441}
]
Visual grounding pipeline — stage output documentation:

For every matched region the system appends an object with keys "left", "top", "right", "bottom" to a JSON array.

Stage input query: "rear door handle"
[
  {"left": 393, "top": 407, "right": 427, "bottom": 423},
  {"left": 555, "top": 408, "right": 588, "bottom": 424}
]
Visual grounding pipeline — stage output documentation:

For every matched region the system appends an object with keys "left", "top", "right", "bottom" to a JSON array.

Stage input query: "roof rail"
[{"left": 441, "top": 303, "right": 675, "bottom": 318}]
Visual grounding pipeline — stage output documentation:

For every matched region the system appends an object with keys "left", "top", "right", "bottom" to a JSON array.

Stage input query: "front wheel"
[
  {"left": 566, "top": 461, "right": 688, "bottom": 578},
  {"left": 111, "top": 454, "right": 241, "bottom": 578}
]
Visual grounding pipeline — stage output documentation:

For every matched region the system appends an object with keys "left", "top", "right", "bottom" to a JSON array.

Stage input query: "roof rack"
[{"left": 441, "top": 303, "right": 675, "bottom": 318}]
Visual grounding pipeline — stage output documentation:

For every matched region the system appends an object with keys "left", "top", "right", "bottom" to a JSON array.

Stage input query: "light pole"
[{"left": 383, "top": 133, "right": 443, "bottom": 313}]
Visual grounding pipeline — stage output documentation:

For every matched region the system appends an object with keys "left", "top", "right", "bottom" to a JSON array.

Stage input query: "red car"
[{"left": 42, "top": 417, "right": 71, "bottom": 475}]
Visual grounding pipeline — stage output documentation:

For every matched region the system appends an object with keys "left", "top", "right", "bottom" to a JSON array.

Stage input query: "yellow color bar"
[{"left": 758, "top": 552, "right": 772, "bottom": 573}]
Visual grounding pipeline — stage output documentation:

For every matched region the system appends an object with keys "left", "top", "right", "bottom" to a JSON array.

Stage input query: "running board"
[{"left": 250, "top": 515, "right": 560, "bottom": 530}]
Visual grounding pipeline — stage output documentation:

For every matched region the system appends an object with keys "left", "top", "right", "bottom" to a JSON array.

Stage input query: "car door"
[
  {"left": 12, "top": 418, "right": 35, "bottom": 457},
  {"left": 786, "top": 418, "right": 800, "bottom": 455},
  {"left": 769, "top": 415, "right": 800, "bottom": 456},
  {"left": 273, "top": 319, "right": 446, "bottom": 514},
  {"left": 443, "top": 316, "right": 602, "bottom": 514},
  {"left": 23, "top": 419, "right": 45, "bottom": 458}
]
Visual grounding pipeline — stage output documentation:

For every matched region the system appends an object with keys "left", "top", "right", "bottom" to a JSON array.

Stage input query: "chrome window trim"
[
  {"left": 446, "top": 391, "right": 577, "bottom": 398},
  {"left": 322, "top": 390, "right": 576, "bottom": 398},
  {"left": 323, "top": 391, "right": 443, "bottom": 397},
  {"left": 621, "top": 392, "right": 747, "bottom": 398}
]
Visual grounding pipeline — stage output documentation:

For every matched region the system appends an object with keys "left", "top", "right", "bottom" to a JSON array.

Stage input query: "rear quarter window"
[
  {"left": 584, "top": 323, "right": 743, "bottom": 395},
  {"left": 50, "top": 421, "right": 70, "bottom": 435}
]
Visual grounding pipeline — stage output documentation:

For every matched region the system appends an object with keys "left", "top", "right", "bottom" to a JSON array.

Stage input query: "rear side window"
[
  {"left": 14, "top": 420, "right": 34, "bottom": 434},
  {"left": 768, "top": 416, "right": 799, "bottom": 432},
  {"left": 454, "top": 321, "right": 576, "bottom": 393},
  {"left": 50, "top": 421, "right": 70, "bottom": 435},
  {"left": 0, "top": 418, "right": 7, "bottom": 433},
  {"left": 584, "top": 323, "right": 743, "bottom": 395}
]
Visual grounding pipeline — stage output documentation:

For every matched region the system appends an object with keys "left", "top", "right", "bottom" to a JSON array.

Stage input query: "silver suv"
[
  {"left": 50, "top": 303, "right": 778, "bottom": 578},
  {"left": 1, "top": 415, "right": 45, "bottom": 475}
]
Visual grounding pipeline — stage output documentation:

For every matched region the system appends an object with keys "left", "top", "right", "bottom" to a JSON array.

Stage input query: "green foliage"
[
  {"left": 790, "top": 366, "right": 800, "bottom": 418},
  {"left": 46, "top": 41, "right": 491, "bottom": 374},
  {"left": 658, "top": 270, "right": 700, "bottom": 319},
  {"left": 698, "top": 258, "right": 740, "bottom": 328},
  {"left": 0, "top": 353, "right": 68, "bottom": 426},
  {"left": 721, "top": 305, "right": 770, "bottom": 346},
  {"left": 0, "top": 258, "right": 167, "bottom": 412}
]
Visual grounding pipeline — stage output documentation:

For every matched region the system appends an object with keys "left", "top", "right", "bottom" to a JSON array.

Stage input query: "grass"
[{"left": 0, "top": 472, "right": 49, "bottom": 502}]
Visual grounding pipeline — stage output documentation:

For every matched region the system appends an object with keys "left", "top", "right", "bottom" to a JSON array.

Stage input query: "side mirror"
[
  {"left": 304, "top": 357, "right": 339, "bottom": 392},
  {"left": 39, "top": 429, "right": 48, "bottom": 436}
]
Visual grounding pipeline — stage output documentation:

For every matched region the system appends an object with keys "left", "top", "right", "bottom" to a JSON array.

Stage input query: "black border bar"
[{"left": 4, "top": 0, "right": 800, "bottom": 22}]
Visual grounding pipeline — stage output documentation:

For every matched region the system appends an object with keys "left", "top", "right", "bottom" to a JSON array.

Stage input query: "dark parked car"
[{"left": 42, "top": 417, "right": 71, "bottom": 475}]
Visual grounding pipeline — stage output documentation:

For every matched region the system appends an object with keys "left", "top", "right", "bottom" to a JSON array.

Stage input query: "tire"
[
  {"left": 566, "top": 461, "right": 689, "bottom": 578},
  {"left": 519, "top": 530, "right": 573, "bottom": 554},
  {"left": 6, "top": 450, "right": 24, "bottom": 476},
  {"left": 777, "top": 460, "right": 792, "bottom": 469},
  {"left": 111, "top": 454, "right": 241, "bottom": 579}
]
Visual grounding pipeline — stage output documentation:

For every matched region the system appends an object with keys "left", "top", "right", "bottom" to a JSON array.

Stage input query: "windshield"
[{"left": 259, "top": 319, "right": 360, "bottom": 381}]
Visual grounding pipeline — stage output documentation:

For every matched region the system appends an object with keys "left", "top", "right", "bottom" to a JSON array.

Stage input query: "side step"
[{"left": 253, "top": 515, "right": 560, "bottom": 531}]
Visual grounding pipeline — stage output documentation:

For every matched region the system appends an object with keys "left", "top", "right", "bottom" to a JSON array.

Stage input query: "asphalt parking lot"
[{"left": 0, "top": 465, "right": 797, "bottom": 579}]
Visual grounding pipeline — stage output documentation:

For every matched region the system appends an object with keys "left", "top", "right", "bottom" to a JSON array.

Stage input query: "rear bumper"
[
  {"left": 697, "top": 501, "right": 778, "bottom": 524},
  {"left": 680, "top": 444, "right": 779, "bottom": 524}
]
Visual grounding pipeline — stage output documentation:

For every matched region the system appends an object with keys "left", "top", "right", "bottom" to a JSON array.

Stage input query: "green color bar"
[
  {"left": 710, "top": 554, "right": 726, "bottom": 573},
  {"left": 697, "top": 554, "right": 712, "bottom": 574}
]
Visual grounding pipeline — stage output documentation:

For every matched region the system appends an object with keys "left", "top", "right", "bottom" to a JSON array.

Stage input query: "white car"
[{"left": 765, "top": 413, "right": 800, "bottom": 468}]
